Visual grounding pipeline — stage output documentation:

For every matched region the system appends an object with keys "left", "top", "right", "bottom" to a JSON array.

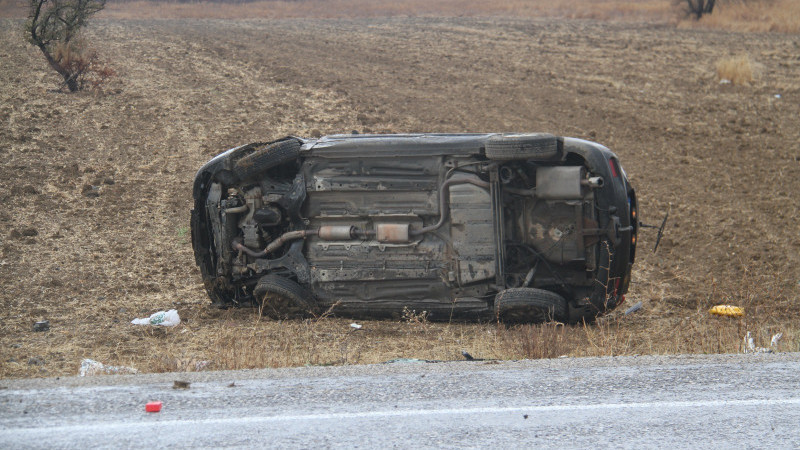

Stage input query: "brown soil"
[{"left": 1, "top": 17, "right": 799, "bottom": 378}]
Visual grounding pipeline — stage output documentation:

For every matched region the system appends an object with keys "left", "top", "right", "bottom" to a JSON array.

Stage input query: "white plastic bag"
[
  {"left": 80, "top": 359, "right": 138, "bottom": 376},
  {"left": 131, "top": 309, "right": 181, "bottom": 327}
]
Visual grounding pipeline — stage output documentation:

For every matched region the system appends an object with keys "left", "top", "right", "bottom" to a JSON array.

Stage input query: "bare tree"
[
  {"left": 25, "top": 0, "right": 107, "bottom": 92},
  {"left": 680, "top": 0, "right": 717, "bottom": 19}
]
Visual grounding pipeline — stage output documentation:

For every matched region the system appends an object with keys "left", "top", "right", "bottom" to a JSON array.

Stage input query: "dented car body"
[{"left": 191, "top": 133, "right": 637, "bottom": 323}]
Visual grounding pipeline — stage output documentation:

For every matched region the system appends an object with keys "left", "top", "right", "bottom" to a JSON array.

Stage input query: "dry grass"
[
  {"left": 716, "top": 54, "right": 754, "bottom": 85},
  {"left": 124, "top": 286, "right": 800, "bottom": 375},
  {"left": 5, "top": 253, "right": 793, "bottom": 378},
  {"left": 7, "top": 303, "right": 794, "bottom": 378},
  {"left": 15, "top": 263, "right": 791, "bottom": 378}
]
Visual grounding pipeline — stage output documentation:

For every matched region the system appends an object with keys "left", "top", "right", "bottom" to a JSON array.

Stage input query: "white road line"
[{"left": 2, "top": 397, "right": 800, "bottom": 435}]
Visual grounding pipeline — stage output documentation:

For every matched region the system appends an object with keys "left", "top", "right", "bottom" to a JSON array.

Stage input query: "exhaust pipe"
[{"left": 582, "top": 176, "right": 604, "bottom": 188}]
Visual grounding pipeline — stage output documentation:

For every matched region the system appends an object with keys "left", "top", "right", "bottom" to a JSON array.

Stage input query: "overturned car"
[{"left": 191, "top": 133, "right": 637, "bottom": 323}]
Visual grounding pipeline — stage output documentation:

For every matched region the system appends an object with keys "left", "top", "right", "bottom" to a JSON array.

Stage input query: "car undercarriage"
[{"left": 192, "top": 133, "right": 637, "bottom": 323}]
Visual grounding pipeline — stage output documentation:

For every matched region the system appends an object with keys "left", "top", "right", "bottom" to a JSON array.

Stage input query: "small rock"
[
  {"left": 173, "top": 380, "right": 191, "bottom": 389},
  {"left": 33, "top": 320, "right": 49, "bottom": 332},
  {"left": 624, "top": 301, "right": 643, "bottom": 315},
  {"left": 63, "top": 163, "right": 80, "bottom": 177},
  {"left": 8, "top": 228, "right": 36, "bottom": 239},
  {"left": 102, "top": 177, "right": 115, "bottom": 185},
  {"left": 28, "top": 357, "right": 45, "bottom": 366},
  {"left": 82, "top": 184, "right": 100, "bottom": 198},
  {"left": 11, "top": 185, "right": 39, "bottom": 196}
]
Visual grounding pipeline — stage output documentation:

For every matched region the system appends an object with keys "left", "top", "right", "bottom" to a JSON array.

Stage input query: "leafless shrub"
[
  {"left": 676, "top": 0, "right": 717, "bottom": 19},
  {"left": 25, "top": 0, "right": 112, "bottom": 92}
]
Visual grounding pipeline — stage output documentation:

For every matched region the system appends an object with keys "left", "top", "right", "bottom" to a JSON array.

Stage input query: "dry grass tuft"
[{"left": 716, "top": 54, "right": 754, "bottom": 86}]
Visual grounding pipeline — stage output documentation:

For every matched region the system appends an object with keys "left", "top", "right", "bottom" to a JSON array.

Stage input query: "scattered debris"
[
  {"left": 719, "top": 79, "right": 731, "bottom": 85},
  {"left": 350, "top": 323, "right": 362, "bottom": 330},
  {"left": 709, "top": 305, "right": 744, "bottom": 317},
  {"left": 79, "top": 358, "right": 138, "bottom": 376},
  {"left": 774, "top": 94, "right": 781, "bottom": 99},
  {"left": 81, "top": 184, "right": 101, "bottom": 198},
  {"left": 145, "top": 401, "right": 162, "bottom": 413},
  {"left": 624, "top": 301, "right": 643, "bottom": 315},
  {"left": 743, "top": 332, "right": 784, "bottom": 354},
  {"left": 173, "top": 380, "right": 191, "bottom": 389},
  {"left": 27, "top": 357, "right": 45, "bottom": 366},
  {"left": 383, "top": 358, "right": 440, "bottom": 364},
  {"left": 131, "top": 309, "right": 180, "bottom": 327},
  {"left": 32, "top": 320, "right": 50, "bottom": 332}
]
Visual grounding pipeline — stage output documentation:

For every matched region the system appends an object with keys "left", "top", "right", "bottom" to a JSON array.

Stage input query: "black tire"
[
  {"left": 495, "top": 288, "right": 567, "bottom": 323},
  {"left": 234, "top": 139, "right": 301, "bottom": 180},
  {"left": 253, "top": 274, "right": 315, "bottom": 319},
  {"left": 485, "top": 133, "right": 559, "bottom": 161}
]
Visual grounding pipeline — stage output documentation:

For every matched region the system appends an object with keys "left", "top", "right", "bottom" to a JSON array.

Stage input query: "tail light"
[{"left": 609, "top": 158, "right": 621, "bottom": 178}]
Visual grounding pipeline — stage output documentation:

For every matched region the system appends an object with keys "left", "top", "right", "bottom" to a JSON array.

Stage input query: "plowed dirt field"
[{"left": 2, "top": 17, "right": 799, "bottom": 377}]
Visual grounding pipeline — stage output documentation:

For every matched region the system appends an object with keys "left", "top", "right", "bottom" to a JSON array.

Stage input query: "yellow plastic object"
[{"left": 709, "top": 305, "right": 744, "bottom": 317}]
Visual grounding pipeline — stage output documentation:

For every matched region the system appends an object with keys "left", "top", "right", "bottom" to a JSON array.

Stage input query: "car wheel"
[
  {"left": 494, "top": 288, "right": 567, "bottom": 323},
  {"left": 485, "top": 133, "right": 559, "bottom": 161},
  {"left": 233, "top": 139, "right": 301, "bottom": 180},
  {"left": 253, "top": 274, "right": 315, "bottom": 319}
]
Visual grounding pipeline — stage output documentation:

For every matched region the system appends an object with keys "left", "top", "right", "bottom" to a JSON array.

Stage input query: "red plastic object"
[{"left": 145, "top": 401, "right": 163, "bottom": 413}]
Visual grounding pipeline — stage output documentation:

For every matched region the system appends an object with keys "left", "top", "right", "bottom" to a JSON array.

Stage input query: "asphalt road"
[{"left": 2, "top": 353, "right": 799, "bottom": 448}]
